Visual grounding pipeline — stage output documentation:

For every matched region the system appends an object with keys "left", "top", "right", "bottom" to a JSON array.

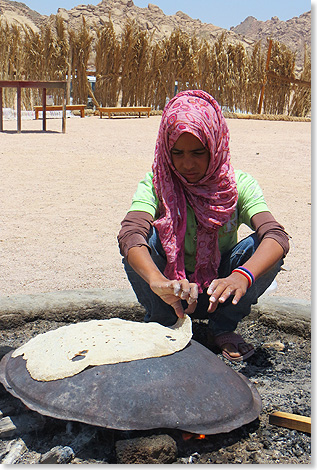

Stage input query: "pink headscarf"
[{"left": 152, "top": 90, "right": 238, "bottom": 292}]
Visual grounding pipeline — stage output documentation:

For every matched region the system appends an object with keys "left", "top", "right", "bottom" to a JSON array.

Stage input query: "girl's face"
[{"left": 171, "top": 132, "right": 210, "bottom": 183}]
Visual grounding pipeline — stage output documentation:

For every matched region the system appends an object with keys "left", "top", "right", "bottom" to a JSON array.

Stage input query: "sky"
[{"left": 21, "top": 0, "right": 311, "bottom": 30}]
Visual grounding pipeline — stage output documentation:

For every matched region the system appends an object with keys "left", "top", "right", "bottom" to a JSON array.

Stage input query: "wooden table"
[{"left": 0, "top": 80, "right": 67, "bottom": 133}]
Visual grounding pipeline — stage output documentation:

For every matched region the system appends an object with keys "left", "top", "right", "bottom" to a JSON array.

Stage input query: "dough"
[{"left": 12, "top": 315, "right": 192, "bottom": 381}]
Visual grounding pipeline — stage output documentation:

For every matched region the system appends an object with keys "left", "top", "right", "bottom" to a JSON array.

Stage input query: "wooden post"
[
  {"left": 67, "top": 49, "right": 72, "bottom": 105},
  {"left": 62, "top": 86, "right": 67, "bottom": 133},
  {"left": 42, "top": 88, "right": 47, "bottom": 131},
  {"left": 17, "top": 84, "right": 22, "bottom": 133},
  {"left": 87, "top": 81, "right": 99, "bottom": 109},
  {"left": 0, "top": 87, "right": 3, "bottom": 132},
  {"left": 257, "top": 39, "right": 273, "bottom": 114}
]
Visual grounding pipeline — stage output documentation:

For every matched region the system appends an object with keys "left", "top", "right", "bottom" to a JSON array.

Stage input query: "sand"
[{"left": 1, "top": 113, "right": 311, "bottom": 301}]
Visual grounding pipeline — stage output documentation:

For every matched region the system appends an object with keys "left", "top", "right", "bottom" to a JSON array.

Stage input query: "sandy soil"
[{"left": 1, "top": 113, "right": 311, "bottom": 300}]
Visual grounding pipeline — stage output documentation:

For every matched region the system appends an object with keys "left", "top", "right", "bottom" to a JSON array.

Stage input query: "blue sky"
[{"left": 21, "top": 0, "right": 311, "bottom": 30}]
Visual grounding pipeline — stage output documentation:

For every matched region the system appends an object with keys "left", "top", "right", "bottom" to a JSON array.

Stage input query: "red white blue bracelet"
[{"left": 232, "top": 266, "right": 255, "bottom": 288}]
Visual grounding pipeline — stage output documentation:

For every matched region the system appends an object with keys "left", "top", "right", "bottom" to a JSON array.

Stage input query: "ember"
[{"left": 182, "top": 432, "right": 206, "bottom": 441}]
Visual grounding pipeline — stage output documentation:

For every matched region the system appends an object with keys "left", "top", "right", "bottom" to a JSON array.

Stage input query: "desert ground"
[{"left": 0, "top": 113, "right": 311, "bottom": 301}]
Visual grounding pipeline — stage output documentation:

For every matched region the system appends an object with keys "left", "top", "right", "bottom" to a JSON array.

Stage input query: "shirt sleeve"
[
  {"left": 236, "top": 169, "right": 269, "bottom": 228},
  {"left": 117, "top": 211, "right": 153, "bottom": 259},
  {"left": 128, "top": 171, "right": 158, "bottom": 218},
  {"left": 252, "top": 211, "right": 290, "bottom": 256}
]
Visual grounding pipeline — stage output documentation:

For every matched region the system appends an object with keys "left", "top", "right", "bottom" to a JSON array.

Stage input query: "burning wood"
[{"left": 182, "top": 432, "right": 206, "bottom": 441}]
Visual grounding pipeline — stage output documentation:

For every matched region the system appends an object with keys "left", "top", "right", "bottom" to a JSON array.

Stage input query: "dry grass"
[
  {"left": 264, "top": 39, "right": 295, "bottom": 115},
  {"left": 95, "top": 18, "right": 121, "bottom": 107},
  {"left": 289, "top": 45, "right": 311, "bottom": 117},
  {"left": 69, "top": 17, "right": 93, "bottom": 105},
  {"left": 0, "top": 19, "right": 311, "bottom": 116}
]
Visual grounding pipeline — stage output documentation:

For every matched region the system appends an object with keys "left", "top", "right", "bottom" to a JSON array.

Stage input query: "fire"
[{"left": 182, "top": 432, "right": 206, "bottom": 441}]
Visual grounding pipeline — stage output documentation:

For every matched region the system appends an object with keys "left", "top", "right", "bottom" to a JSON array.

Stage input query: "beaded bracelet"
[{"left": 232, "top": 266, "right": 255, "bottom": 289}]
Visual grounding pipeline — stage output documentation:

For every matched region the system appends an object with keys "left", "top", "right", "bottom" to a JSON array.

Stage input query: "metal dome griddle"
[{"left": 0, "top": 340, "right": 261, "bottom": 435}]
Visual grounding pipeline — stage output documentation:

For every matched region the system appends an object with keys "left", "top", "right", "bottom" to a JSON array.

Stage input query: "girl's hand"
[
  {"left": 207, "top": 272, "right": 249, "bottom": 313},
  {"left": 150, "top": 278, "right": 198, "bottom": 318}
]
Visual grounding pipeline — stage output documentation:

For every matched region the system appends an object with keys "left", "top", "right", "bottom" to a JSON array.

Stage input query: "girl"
[{"left": 118, "top": 90, "right": 289, "bottom": 362}]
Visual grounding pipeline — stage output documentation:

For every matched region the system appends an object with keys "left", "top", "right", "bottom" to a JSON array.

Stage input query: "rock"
[
  {"left": 0, "top": 396, "right": 25, "bottom": 416},
  {"left": 262, "top": 341, "right": 285, "bottom": 351},
  {"left": 110, "top": 7, "right": 124, "bottom": 16},
  {"left": 0, "top": 289, "right": 309, "bottom": 340},
  {"left": 148, "top": 4, "right": 163, "bottom": 13},
  {"left": 231, "top": 11, "right": 311, "bottom": 70},
  {"left": 71, "top": 457, "right": 105, "bottom": 464},
  {"left": 1, "top": 438, "right": 28, "bottom": 464},
  {"left": 0, "top": 288, "right": 145, "bottom": 329},
  {"left": 0, "top": 0, "right": 45, "bottom": 31},
  {"left": 57, "top": 9, "right": 69, "bottom": 21},
  {"left": 40, "top": 446, "right": 75, "bottom": 464},
  {"left": 252, "top": 296, "right": 311, "bottom": 338},
  {"left": 67, "top": 426, "right": 97, "bottom": 454},
  {"left": 188, "top": 452, "right": 201, "bottom": 463},
  {"left": 115, "top": 434, "right": 177, "bottom": 464},
  {"left": 0, "top": 413, "right": 45, "bottom": 439},
  {"left": 0, "top": 414, "right": 45, "bottom": 438}
]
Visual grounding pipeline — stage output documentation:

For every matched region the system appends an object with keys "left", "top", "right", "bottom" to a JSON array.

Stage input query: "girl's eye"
[
  {"left": 171, "top": 151, "right": 182, "bottom": 158},
  {"left": 192, "top": 150, "right": 208, "bottom": 157},
  {"left": 171, "top": 149, "right": 206, "bottom": 155}
]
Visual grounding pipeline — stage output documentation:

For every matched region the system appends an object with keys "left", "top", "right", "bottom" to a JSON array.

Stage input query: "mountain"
[
  {"left": 0, "top": 0, "right": 311, "bottom": 73},
  {"left": 231, "top": 12, "right": 311, "bottom": 65},
  {"left": 0, "top": 0, "right": 45, "bottom": 30}
]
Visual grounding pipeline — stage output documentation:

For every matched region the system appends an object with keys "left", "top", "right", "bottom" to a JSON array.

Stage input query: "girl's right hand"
[{"left": 149, "top": 278, "right": 198, "bottom": 318}]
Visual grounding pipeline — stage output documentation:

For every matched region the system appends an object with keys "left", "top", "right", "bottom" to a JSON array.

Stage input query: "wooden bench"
[
  {"left": 98, "top": 106, "right": 151, "bottom": 118},
  {"left": 34, "top": 104, "right": 86, "bottom": 119}
]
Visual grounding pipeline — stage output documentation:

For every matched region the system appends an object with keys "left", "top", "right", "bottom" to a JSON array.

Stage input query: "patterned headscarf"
[{"left": 152, "top": 90, "right": 238, "bottom": 292}]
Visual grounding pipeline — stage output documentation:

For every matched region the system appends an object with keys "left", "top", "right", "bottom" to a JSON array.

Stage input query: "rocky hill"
[
  {"left": 54, "top": 0, "right": 244, "bottom": 44},
  {"left": 0, "top": 0, "right": 45, "bottom": 30},
  {"left": 0, "top": 0, "right": 311, "bottom": 72},
  {"left": 231, "top": 12, "right": 311, "bottom": 65}
]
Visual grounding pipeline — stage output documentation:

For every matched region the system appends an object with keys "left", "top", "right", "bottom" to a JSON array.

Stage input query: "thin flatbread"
[{"left": 12, "top": 315, "right": 192, "bottom": 382}]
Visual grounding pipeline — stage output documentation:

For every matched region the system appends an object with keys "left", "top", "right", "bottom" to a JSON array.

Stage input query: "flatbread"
[{"left": 12, "top": 315, "right": 192, "bottom": 382}]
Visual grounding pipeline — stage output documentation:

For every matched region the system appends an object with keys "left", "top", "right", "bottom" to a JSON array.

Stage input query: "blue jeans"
[{"left": 123, "top": 228, "right": 283, "bottom": 336}]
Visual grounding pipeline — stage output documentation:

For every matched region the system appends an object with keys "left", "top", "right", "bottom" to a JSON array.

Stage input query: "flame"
[{"left": 182, "top": 432, "right": 206, "bottom": 441}]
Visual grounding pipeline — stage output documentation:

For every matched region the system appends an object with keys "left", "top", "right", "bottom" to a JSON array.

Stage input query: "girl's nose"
[{"left": 183, "top": 155, "right": 195, "bottom": 170}]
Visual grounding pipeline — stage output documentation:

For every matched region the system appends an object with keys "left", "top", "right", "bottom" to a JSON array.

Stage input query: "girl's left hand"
[{"left": 207, "top": 272, "right": 249, "bottom": 313}]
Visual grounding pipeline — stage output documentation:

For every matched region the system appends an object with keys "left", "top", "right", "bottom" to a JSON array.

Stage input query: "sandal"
[{"left": 212, "top": 332, "right": 255, "bottom": 362}]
